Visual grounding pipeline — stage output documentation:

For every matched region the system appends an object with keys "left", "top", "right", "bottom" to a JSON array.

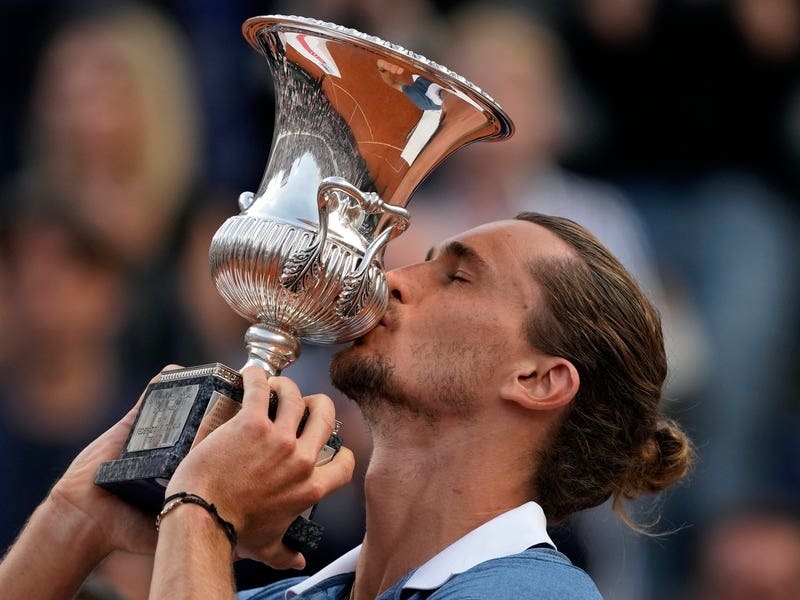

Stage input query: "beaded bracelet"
[{"left": 156, "top": 492, "right": 238, "bottom": 548}]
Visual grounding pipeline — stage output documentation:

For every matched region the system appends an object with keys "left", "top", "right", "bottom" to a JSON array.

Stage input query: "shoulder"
[{"left": 427, "top": 548, "right": 602, "bottom": 600}]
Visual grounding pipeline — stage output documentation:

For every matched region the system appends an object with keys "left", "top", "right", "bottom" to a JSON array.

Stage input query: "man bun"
[
  {"left": 620, "top": 420, "right": 693, "bottom": 498},
  {"left": 612, "top": 419, "right": 694, "bottom": 526}
]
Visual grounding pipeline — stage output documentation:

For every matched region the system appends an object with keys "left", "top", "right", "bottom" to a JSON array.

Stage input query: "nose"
[
  {"left": 386, "top": 268, "right": 405, "bottom": 302},
  {"left": 385, "top": 260, "right": 433, "bottom": 304}
]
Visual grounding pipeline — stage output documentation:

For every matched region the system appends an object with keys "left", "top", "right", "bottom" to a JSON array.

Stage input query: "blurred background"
[{"left": 1, "top": 1, "right": 798, "bottom": 599}]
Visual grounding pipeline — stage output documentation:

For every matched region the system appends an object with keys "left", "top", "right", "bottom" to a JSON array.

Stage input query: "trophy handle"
[
  {"left": 318, "top": 176, "right": 411, "bottom": 239},
  {"left": 316, "top": 177, "right": 410, "bottom": 318},
  {"left": 318, "top": 176, "right": 410, "bottom": 272}
]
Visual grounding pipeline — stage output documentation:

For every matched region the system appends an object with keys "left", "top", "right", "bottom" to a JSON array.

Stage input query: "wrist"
[
  {"left": 43, "top": 490, "right": 112, "bottom": 564},
  {"left": 157, "top": 492, "right": 238, "bottom": 550},
  {"left": 150, "top": 495, "right": 238, "bottom": 597},
  {"left": 0, "top": 494, "right": 112, "bottom": 598}
]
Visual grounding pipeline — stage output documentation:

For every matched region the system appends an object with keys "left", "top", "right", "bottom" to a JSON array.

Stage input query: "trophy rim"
[{"left": 241, "top": 14, "right": 515, "bottom": 140}]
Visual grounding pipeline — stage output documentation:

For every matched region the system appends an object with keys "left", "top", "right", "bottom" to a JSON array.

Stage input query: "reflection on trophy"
[{"left": 95, "top": 15, "right": 514, "bottom": 552}]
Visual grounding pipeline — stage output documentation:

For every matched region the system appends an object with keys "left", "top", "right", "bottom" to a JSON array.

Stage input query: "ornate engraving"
[{"left": 337, "top": 266, "right": 377, "bottom": 319}]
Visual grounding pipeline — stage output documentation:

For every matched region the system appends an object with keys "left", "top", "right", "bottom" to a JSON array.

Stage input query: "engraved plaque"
[
  {"left": 127, "top": 385, "right": 200, "bottom": 452},
  {"left": 95, "top": 364, "right": 244, "bottom": 513}
]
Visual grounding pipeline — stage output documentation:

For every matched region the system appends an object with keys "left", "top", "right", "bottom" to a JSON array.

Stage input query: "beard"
[
  {"left": 330, "top": 347, "right": 402, "bottom": 416},
  {"left": 329, "top": 343, "right": 480, "bottom": 427}
]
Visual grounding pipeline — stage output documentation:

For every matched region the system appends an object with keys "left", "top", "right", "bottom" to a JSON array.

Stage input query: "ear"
[{"left": 500, "top": 355, "right": 579, "bottom": 412}]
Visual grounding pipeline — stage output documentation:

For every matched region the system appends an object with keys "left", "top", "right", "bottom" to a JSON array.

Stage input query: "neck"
[{"left": 352, "top": 409, "right": 535, "bottom": 598}]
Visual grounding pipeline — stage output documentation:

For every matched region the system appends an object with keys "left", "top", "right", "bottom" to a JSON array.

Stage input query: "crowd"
[{"left": 1, "top": 1, "right": 798, "bottom": 599}]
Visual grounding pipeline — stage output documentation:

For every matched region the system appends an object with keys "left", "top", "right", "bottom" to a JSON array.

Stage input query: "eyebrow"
[{"left": 424, "top": 240, "right": 489, "bottom": 271}]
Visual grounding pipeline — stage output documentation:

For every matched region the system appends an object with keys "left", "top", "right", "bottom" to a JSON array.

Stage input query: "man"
[{"left": 0, "top": 213, "right": 692, "bottom": 599}]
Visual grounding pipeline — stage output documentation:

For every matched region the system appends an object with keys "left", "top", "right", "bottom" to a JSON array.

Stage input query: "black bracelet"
[{"left": 156, "top": 492, "right": 238, "bottom": 548}]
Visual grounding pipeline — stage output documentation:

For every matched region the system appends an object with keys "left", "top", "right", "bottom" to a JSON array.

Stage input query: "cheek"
[
  {"left": 394, "top": 296, "right": 524, "bottom": 382},
  {"left": 402, "top": 319, "right": 506, "bottom": 383}
]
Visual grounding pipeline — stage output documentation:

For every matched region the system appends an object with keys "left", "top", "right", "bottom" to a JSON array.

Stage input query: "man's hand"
[
  {"left": 165, "top": 367, "right": 355, "bottom": 569},
  {"left": 377, "top": 57, "right": 410, "bottom": 90},
  {"left": 47, "top": 374, "right": 170, "bottom": 558}
]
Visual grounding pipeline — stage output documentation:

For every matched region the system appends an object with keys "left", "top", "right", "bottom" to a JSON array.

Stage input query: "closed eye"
[{"left": 447, "top": 272, "right": 470, "bottom": 283}]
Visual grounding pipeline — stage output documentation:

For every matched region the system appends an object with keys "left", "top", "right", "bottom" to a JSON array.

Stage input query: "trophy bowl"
[
  {"left": 95, "top": 14, "right": 514, "bottom": 553},
  {"left": 214, "top": 14, "right": 514, "bottom": 375}
]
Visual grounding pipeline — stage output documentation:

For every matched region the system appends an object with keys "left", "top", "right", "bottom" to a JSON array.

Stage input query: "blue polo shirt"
[{"left": 238, "top": 502, "right": 601, "bottom": 599}]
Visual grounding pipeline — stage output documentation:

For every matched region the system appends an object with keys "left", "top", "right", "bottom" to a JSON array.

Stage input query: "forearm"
[
  {"left": 149, "top": 502, "right": 236, "bottom": 599},
  {"left": 0, "top": 495, "right": 108, "bottom": 599}
]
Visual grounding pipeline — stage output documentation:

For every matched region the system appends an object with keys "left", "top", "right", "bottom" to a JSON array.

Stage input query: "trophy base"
[
  {"left": 96, "top": 363, "right": 243, "bottom": 511},
  {"left": 95, "top": 363, "right": 340, "bottom": 553},
  {"left": 94, "top": 453, "right": 182, "bottom": 514}
]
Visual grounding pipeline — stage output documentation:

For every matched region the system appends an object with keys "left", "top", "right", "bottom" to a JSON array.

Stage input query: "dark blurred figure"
[
  {"left": 171, "top": 197, "right": 250, "bottom": 369},
  {"left": 387, "top": 2, "right": 667, "bottom": 297},
  {"left": 17, "top": 3, "right": 200, "bottom": 267},
  {"left": 0, "top": 4, "right": 207, "bottom": 598},
  {"left": 560, "top": 0, "right": 800, "bottom": 193},
  {"left": 8, "top": 2, "right": 204, "bottom": 382},
  {"left": 690, "top": 505, "right": 800, "bottom": 600},
  {"left": 0, "top": 205, "right": 152, "bottom": 600}
]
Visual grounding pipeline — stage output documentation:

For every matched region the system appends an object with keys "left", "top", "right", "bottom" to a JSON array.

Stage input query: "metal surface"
[{"left": 209, "top": 14, "right": 515, "bottom": 374}]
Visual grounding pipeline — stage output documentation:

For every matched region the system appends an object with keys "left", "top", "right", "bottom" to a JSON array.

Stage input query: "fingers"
[
  {"left": 266, "top": 374, "right": 311, "bottom": 434},
  {"left": 250, "top": 545, "right": 306, "bottom": 571},
  {"left": 238, "top": 448, "right": 354, "bottom": 568},
  {"left": 317, "top": 446, "right": 355, "bottom": 497},
  {"left": 199, "top": 372, "right": 355, "bottom": 567},
  {"left": 297, "top": 392, "right": 337, "bottom": 448},
  {"left": 240, "top": 365, "right": 272, "bottom": 415},
  {"left": 241, "top": 369, "right": 337, "bottom": 451},
  {"left": 240, "top": 368, "right": 309, "bottom": 434}
]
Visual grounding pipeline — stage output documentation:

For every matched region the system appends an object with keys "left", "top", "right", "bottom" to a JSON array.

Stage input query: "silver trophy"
[{"left": 96, "top": 15, "right": 514, "bottom": 552}]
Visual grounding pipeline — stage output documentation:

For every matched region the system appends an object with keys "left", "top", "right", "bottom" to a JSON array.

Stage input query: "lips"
[{"left": 378, "top": 308, "right": 395, "bottom": 329}]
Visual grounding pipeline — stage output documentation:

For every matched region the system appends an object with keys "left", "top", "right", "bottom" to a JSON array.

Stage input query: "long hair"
[{"left": 516, "top": 212, "right": 692, "bottom": 525}]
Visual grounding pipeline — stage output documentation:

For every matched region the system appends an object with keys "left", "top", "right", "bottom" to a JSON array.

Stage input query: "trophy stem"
[{"left": 243, "top": 324, "right": 301, "bottom": 376}]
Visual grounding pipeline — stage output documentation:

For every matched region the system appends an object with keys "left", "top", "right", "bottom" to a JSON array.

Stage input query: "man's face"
[{"left": 331, "top": 219, "right": 574, "bottom": 425}]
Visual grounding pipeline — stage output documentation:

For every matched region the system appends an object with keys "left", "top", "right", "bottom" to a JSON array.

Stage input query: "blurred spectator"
[
  {"left": 165, "top": 0, "right": 278, "bottom": 192},
  {"left": 689, "top": 505, "right": 800, "bottom": 600},
  {"left": 0, "top": 4, "right": 207, "bottom": 597},
  {"left": 5, "top": 2, "right": 205, "bottom": 382},
  {"left": 0, "top": 204, "right": 150, "bottom": 599},
  {"left": 17, "top": 2, "right": 201, "bottom": 268},
  {"left": 386, "top": 2, "right": 664, "bottom": 295},
  {"left": 558, "top": 0, "right": 800, "bottom": 516},
  {"left": 384, "top": 4, "right": 696, "bottom": 597},
  {"left": 171, "top": 196, "right": 250, "bottom": 369},
  {"left": 559, "top": 0, "right": 800, "bottom": 194}
]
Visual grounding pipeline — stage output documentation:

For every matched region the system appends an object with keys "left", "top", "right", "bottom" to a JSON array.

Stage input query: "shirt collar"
[{"left": 286, "top": 501, "right": 554, "bottom": 597}]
